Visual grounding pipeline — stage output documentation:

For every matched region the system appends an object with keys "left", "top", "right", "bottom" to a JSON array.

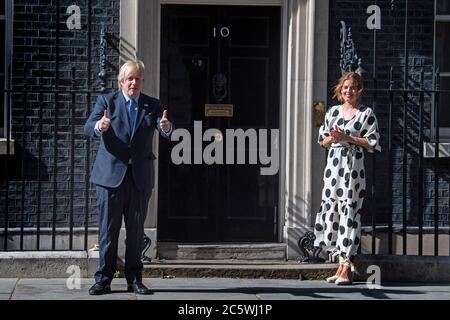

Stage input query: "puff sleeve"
[{"left": 361, "top": 107, "right": 381, "bottom": 153}]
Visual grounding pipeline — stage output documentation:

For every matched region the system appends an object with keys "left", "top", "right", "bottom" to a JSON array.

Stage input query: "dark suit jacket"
[{"left": 84, "top": 91, "right": 171, "bottom": 193}]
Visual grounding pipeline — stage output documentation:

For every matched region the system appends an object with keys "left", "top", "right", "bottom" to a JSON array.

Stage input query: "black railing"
[
  {"left": 0, "top": 0, "right": 118, "bottom": 251},
  {"left": 3, "top": 65, "right": 448, "bottom": 256},
  {"left": 1, "top": 70, "right": 108, "bottom": 251},
  {"left": 360, "top": 67, "right": 449, "bottom": 257}
]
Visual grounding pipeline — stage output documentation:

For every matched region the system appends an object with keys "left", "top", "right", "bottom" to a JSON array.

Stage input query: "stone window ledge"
[
  {"left": 0, "top": 138, "right": 15, "bottom": 155},
  {"left": 423, "top": 142, "right": 450, "bottom": 158}
]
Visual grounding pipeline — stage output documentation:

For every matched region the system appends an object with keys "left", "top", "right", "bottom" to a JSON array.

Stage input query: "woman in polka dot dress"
[{"left": 314, "top": 72, "right": 381, "bottom": 285}]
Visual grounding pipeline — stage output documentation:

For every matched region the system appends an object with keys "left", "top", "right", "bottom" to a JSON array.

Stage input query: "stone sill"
[
  {"left": 362, "top": 225, "right": 450, "bottom": 234},
  {"left": 423, "top": 142, "right": 450, "bottom": 158},
  {"left": 0, "top": 138, "right": 15, "bottom": 155}
]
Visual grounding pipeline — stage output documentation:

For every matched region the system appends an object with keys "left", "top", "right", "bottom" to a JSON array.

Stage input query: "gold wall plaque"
[
  {"left": 313, "top": 101, "right": 326, "bottom": 127},
  {"left": 205, "top": 104, "right": 233, "bottom": 117}
]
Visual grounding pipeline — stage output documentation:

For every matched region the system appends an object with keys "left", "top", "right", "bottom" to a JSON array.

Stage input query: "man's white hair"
[{"left": 117, "top": 60, "right": 145, "bottom": 88}]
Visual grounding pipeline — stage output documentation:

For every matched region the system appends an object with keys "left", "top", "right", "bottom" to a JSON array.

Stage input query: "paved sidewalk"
[{"left": 1, "top": 278, "right": 449, "bottom": 300}]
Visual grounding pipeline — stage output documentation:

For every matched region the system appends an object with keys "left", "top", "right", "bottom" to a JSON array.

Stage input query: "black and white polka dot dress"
[{"left": 314, "top": 104, "right": 381, "bottom": 261}]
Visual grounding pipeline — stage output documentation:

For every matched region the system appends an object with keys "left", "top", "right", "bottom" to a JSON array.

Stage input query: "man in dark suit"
[{"left": 84, "top": 60, "right": 172, "bottom": 295}]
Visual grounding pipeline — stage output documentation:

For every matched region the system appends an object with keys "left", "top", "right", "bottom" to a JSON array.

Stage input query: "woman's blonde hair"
[
  {"left": 333, "top": 72, "right": 364, "bottom": 103},
  {"left": 117, "top": 60, "right": 145, "bottom": 88}
]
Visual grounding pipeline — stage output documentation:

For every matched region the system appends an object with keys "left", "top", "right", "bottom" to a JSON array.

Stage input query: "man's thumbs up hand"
[
  {"left": 160, "top": 109, "right": 171, "bottom": 133},
  {"left": 99, "top": 109, "right": 111, "bottom": 132}
]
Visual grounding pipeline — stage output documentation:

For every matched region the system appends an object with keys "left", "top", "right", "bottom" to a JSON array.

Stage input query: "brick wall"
[
  {"left": 0, "top": 0, "right": 120, "bottom": 228},
  {"left": 328, "top": 0, "right": 449, "bottom": 228}
]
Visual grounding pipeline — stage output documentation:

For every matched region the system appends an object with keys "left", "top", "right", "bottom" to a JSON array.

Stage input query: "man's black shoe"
[
  {"left": 88, "top": 283, "right": 111, "bottom": 295},
  {"left": 127, "top": 282, "right": 153, "bottom": 295}
]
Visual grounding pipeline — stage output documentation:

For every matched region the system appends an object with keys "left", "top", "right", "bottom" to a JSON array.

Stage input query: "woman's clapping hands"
[{"left": 330, "top": 126, "right": 350, "bottom": 143}]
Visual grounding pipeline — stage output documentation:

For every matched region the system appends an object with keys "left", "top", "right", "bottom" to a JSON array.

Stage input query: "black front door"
[{"left": 158, "top": 5, "right": 280, "bottom": 242}]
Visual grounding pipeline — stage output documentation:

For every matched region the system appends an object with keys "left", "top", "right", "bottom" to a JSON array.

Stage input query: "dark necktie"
[{"left": 129, "top": 99, "right": 137, "bottom": 134}]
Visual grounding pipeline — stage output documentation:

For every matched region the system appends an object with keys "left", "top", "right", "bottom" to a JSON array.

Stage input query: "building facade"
[{"left": 1, "top": 0, "right": 449, "bottom": 259}]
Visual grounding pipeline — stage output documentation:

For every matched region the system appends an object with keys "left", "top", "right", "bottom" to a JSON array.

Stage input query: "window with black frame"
[{"left": 435, "top": 0, "right": 450, "bottom": 139}]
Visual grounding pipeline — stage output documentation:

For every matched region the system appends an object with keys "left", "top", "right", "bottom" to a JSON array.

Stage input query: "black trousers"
[{"left": 94, "top": 165, "right": 150, "bottom": 285}]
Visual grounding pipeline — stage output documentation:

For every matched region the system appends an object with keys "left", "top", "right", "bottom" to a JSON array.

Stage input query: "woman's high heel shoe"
[
  {"left": 335, "top": 259, "right": 353, "bottom": 285},
  {"left": 326, "top": 264, "right": 342, "bottom": 283},
  {"left": 326, "top": 256, "right": 345, "bottom": 283}
]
